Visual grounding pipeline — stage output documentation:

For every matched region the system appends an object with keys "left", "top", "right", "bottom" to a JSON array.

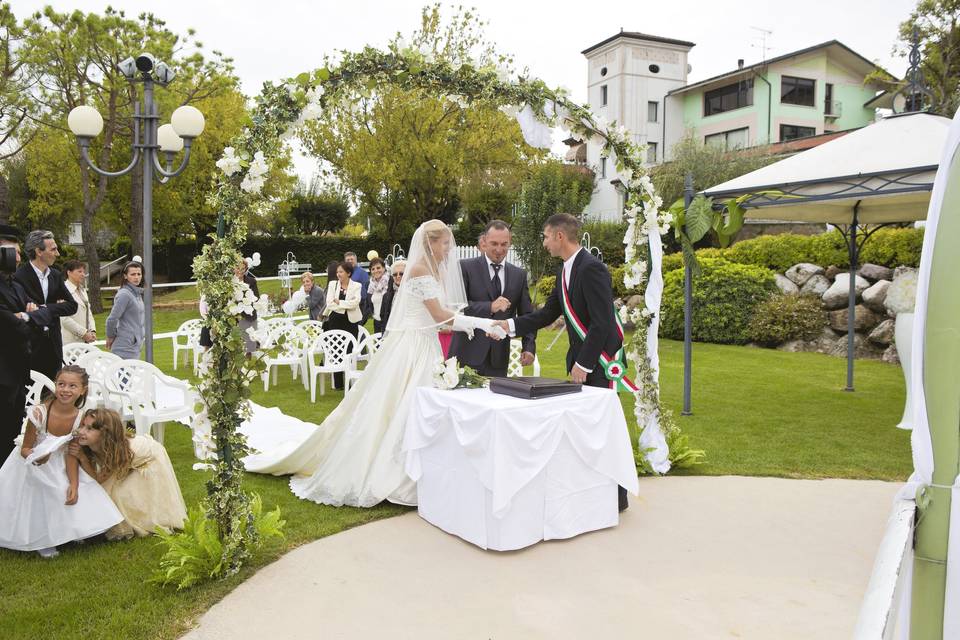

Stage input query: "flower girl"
[
  {"left": 71, "top": 408, "right": 187, "bottom": 540},
  {"left": 0, "top": 365, "right": 122, "bottom": 557}
]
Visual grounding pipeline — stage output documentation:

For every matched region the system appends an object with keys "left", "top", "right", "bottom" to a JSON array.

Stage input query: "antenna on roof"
[{"left": 750, "top": 26, "right": 773, "bottom": 63}]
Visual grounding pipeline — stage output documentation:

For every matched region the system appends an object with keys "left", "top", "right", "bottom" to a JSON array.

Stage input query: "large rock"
[
  {"left": 859, "top": 263, "right": 894, "bottom": 282},
  {"left": 800, "top": 274, "right": 831, "bottom": 297},
  {"left": 830, "top": 333, "right": 884, "bottom": 360},
  {"left": 828, "top": 305, "right": 883, "bottom": 332},
  {"left": 882, "top": 344, "right": 900, "bottom": 365},
  {"left": 821, "top": 273, "right": 870, "bottom": 310},
  {"left": 785, "top": 263, "right": 825, "bottom": 287},
  {"left": 626, "top": 294, "right": 644, "bottom": 308},
  {"left": 825, "top": 265, "right": 843, "bottom": 280},
  {"left": 868, "top": 319, "right": 896, "bottom": 346},
  {"left": 862, "top": 280, "right": 891, "bottom": 314},
  {"left": 774, "top": 274, "right": 799, "bottom": 295},
  {"left": 894, "top": 266, "right": 918, "bottom": 281}
]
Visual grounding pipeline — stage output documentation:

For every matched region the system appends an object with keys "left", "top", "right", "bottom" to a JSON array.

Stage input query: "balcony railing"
[{"left": 825, "top": 101, "right": 842, "bottom": 118}]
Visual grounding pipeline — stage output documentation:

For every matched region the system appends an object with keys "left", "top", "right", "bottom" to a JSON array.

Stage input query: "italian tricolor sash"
[{"left": 561, "top": 269, "right": 638, "bottom": 393}]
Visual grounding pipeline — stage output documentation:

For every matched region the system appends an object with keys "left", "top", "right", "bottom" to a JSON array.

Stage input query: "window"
[
  {"left": 703, "top": 79, "right": 753, "bottom": 116},
  {"left": 704, "top": 127, "right": 749, "bottom": 151},
  {"left": 600, "top": 85, "right": 608, "bottom": 106},
  {"left": 780, "top": 124, "right": 816, "bottom": 141},
  {"left": 646, "top": 142, "right": 657, "bottom": 163},
  {"left": 600, "top": 157, "right": 607, "bottom": 178},
  {"left": 824, "top": 83, "right": 834, "bottom": 114},
  {"left": 781, "top": 75, "right": 816, "bottom": 106},
  {"left": 647, "top": 101, "right": 659, "bottom": 123}
]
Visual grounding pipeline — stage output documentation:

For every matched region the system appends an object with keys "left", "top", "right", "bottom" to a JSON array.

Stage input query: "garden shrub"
[
  {"left": 660, "top": 258, "right": 778, "bottom": 345},
  {"left": 534, "top": 275, "right": 556, "bottom": 303},
  {"left": 747, "top": 294, "right": 826, "bottom": 347},
  {"left": 581, "top": 220, "right": 627, "bottom": 266}
]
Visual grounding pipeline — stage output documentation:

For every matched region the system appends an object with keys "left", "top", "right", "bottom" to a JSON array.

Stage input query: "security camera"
[
  {"left": 118, "top": 57, "right": 137, "bottom": 79},
  {"left": 135, "top": 53, "right": 156, "bottom": 73},
  {"left": 154, "top": 62, "right": 176, "bottom": 85}
]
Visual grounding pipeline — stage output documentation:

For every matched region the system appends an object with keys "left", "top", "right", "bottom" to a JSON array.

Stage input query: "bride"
[{"left": 245, "top": 220, "right": 503, "bottom": 507}]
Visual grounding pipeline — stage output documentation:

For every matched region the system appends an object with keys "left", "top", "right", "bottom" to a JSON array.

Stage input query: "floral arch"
[{"left": 188, "top": 43, "right": 682, "bottom": 577}]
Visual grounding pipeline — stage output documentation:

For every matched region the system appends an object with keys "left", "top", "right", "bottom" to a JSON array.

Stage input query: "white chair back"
[
  {"left": 261, "top": 317, "right": 294, "bottom": 342},
  {"left": 316, "top": 330, "right": 358, "bottom": 369},
  {"left": 297, "top": 320, "right": 325, "bottom": 343},
  {"left": 77, "top": 350, "right": 123, "bottom": 407},
  {"left": 21, "top": 370, "right": 56, "bottom": 435},
  {"left": 62, "top": 342, "right": 100, "bottom": 367},
  {"left": 508, "top": 339, "right": 541, "bottom": 377}
]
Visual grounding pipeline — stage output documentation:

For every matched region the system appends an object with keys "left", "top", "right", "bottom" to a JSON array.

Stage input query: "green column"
[{"left": 911, "top": 144, "right": 960, "bottom": 638}]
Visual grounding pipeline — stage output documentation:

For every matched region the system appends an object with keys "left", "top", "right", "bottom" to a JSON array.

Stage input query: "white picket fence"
[{"left": 454, "top": 245, "right": 524, "bottom": 268}]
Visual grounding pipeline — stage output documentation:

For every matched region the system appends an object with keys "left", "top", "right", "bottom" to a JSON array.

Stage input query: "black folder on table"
[{"left": 489, "top": 376, "right": 582, "bottom": 400}]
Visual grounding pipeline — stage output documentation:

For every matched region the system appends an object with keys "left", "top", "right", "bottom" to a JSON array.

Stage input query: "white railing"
[
  {"left": 454, "top": 246, "right": 524, "bottom": 268},
  {"left": 854, "top": 498, "right": 916, "bottom": 640},
  {"left": 98, "top": 255, "right": 128, "bottom": 284}
]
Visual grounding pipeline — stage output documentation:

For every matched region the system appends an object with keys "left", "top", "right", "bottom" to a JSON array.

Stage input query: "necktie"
[{"left": 491, "top": 263, "right": 502, "bottom": 297}]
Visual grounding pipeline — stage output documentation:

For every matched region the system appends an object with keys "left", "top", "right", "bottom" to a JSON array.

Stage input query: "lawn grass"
[{"left": 0, "top": 306, "right": 912, "bottom": 639}]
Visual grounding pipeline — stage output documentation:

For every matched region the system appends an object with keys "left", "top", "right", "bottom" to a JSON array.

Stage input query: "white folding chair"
[
  {"left": 76, "top": 350, "right": 124, "bottom": 410},
  {"left": 355, "top": 326, "right": 373, "bottom": 364},
  {"left": 102, "top": 360, "right": 195, "bottom": 443},
  {"left": 306, "top": 330, "right": 358, "bottom": 402},
  {"left": 345, "top": 332, "right": 384, "bottom": 393},
  {"left": 62, "top": 342, "right": 100, "bottom": 367},
  {"left": 171, "top": 319, "right": 203, "bottom": 371},
  {"left": 261, "top": 324, "right": 310, "bottom": 391},
  {"left": 297, "top": 320, "right": 325, "bottom": 374},
  {"left": 508, "top": 339, "right": 541, "bottom": 377}
]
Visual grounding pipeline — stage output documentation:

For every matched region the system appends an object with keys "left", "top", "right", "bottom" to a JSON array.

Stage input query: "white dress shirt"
[
  {"left": 485, "top": 255, "right": 506, "bottom": 296},
  {"left": 31, "top": 261, "right": 50, "bottom": 301}
]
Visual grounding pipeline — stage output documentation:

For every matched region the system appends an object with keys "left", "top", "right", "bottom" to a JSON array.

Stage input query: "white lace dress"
[
  {"left": 0, "top": 406, "right": 123, "bottom": 551},
  {"left": 245, "top": 275, "right": 447, "bottom": 507}
]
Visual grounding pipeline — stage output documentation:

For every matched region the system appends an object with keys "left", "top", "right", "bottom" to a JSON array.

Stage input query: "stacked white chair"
[
  {"left": 261, "top": 324, "right": 310, "bottom": 391},
  {"left": 76, "top": 350, "right": 123, "bottom": 410},
  {"left": 306, "top": 329, "right": 358, "bottom": 402},
  {"left": 345, "top": 332, "right": 384, "bottom": 393},
  {"left": 102, "top": 360, "right": 194, "bottom": 443},
  {"left": 171, "top": 319, "right": 204, "bottom": 371},
  {"left": 507, "top": 339, "right": 541, "bottom": 377},
  {"left": 62, "top": 342, "right": 100, "bottom": 367}
]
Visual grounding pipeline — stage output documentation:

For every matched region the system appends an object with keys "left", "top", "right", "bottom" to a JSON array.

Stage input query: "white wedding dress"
[{"left": 245, "top": 276, "right": 449, "bottom": 507}]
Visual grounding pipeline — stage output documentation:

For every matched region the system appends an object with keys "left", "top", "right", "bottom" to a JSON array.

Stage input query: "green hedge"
[
  {"left": 660, "top": 258, "right": 778, "bottom": 345},
  {"left": 747, "top": 294, "right": 826, "bottom": 346},
  {"left": 662, "top": 228, "right": 923, "bottom": 274}
]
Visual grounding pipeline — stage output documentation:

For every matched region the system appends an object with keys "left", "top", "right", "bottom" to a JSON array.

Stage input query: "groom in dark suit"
[
  {"left": 0, "top": 227, "right": 35, "bottom": 460},
  {"left": 449, "top": 220, "right": 536, "bottom": 378},
  {"left": 497, "top": 213, "right": 629, "bottom": 511}
]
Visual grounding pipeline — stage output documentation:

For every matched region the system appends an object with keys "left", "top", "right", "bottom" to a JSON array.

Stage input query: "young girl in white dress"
[
  {"left": 0, "top": 365, "right": 122, "bottom": 557},
  {"left": 70, "top": 407, "right": 187, "bottom": 540}
]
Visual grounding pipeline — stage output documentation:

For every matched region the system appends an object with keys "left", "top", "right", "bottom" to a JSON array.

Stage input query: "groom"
[
  {"left": 449, "top": 220, "right": 535, "bottom": 377},
  {"left": 496, "top": 213, "right": 629, "bottom": 511}
]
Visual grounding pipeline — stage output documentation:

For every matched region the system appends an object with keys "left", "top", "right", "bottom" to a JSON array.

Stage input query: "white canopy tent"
[{"left": 702, "top": 112, "right": 950, "bottom": 390}]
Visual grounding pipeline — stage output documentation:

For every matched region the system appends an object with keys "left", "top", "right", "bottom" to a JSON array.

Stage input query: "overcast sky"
[{"left": 17, "top": 0, "right": 920, "bottom": 177}]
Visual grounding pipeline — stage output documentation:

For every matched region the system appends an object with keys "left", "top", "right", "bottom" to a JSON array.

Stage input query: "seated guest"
[
  {"left": 70, "top": 407, "right": 187, "bottom": 540},
  {"left": 61, "top": 260, "right": 97, "bottom": 345},
  {"left": 282, "top": 271, "right": 326, "bottom": 320},
  {"left": 367, "top": 258, "right": 390, "bottom": 333},
  {"left": 322, "top": 261, "right": 362, "bottom": 389},
  {"left": 105, "top": 261, "right": 144, "bottom": 359},
  {"left": 379, "top": 259, "right": 404, "bottom": 331}
]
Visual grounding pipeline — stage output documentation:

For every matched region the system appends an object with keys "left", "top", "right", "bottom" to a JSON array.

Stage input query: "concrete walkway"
[{"left": 182, "top": 476, "right": 899, "bottom": 640}]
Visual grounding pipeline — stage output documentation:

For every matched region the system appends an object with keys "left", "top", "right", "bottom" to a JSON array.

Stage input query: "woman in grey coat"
[{"left": 105, "top": 261, "right": 145, "bottom": 359}]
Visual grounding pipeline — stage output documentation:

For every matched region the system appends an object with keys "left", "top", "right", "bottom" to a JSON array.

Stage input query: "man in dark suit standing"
[
  {"left": 497, "top": 213, "right": 629, "bottom": 511},
  {"left": 450, "top": 220, "right": 536, "bottom": 378},
  {"left": 14, "top": 230, "right": 77, "bottom": 380},
  {"left": 0, "top": 226, "right": 36, "bottom": 459}
]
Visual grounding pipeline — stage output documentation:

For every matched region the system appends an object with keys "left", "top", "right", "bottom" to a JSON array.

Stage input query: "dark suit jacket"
[
  {"left": 0, "top": 276, "right": 33, "bottom": 388},
  {"left": 514, "top": 250, "right": 620, "bottom": 384},
  {"left": 14, "top": 263, "right": 78, "bottom": 377},
  {"left": 450, "top": 256, "right": 536, "bottom": 371}
]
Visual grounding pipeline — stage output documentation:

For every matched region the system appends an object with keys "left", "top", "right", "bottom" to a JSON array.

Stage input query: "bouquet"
[{"left": 432, "top": 357, "right": 489, "bottom": 390}]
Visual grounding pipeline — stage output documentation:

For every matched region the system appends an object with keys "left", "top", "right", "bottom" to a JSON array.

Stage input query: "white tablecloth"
[{"left": 403, "top": 386, "right": 639, "bottom": 550}]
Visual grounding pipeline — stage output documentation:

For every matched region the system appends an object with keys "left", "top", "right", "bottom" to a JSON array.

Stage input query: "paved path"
[{"left": 182, "top": 476, "right": 899, "bottom": 640}]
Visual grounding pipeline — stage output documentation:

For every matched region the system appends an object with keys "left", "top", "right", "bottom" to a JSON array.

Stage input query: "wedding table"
[{"left": 403, "top": 385, "right": 640, "bottom": 551}]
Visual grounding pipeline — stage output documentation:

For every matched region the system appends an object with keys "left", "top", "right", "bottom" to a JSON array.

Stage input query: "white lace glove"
[{"left": 452, "top": 314, "right": 507, "bottom": 340}]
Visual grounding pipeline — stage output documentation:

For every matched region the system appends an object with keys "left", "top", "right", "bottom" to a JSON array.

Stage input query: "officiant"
[{"left": 449, "top": 220, "right": 535, "bottom": 378}]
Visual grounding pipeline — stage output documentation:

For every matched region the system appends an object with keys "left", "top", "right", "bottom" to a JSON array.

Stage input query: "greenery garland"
[{"left": 173, "top": 42, "right": 693, "bottom": 581}]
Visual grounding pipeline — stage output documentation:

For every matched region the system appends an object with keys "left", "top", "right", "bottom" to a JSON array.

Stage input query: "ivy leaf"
[{"left": 315, "top": 68, "right": 330, "bottom": 82}]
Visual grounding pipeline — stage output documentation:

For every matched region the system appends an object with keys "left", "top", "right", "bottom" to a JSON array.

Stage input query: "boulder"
[
  {"left": 775, "top": 274, "right": 800, "bottom": 295},
  {"left": 777, "top": 340, "right": 805, "bottom": 353},
  {"left": 830, "top": 333, "right": 884, "bottom": 360},
  {"left": 862, "top": 280, "right": 891, "bottom": 314},
  {"left": 800, "top": 274, "right": 831, "bottom": 297},
  {"left": 894, "top": 266, "right": 918, "bottom": 281},
  {"left": 859, "top": 263, "right": 894, "bottom": 282},
  {"left": 626, "top": 294, "right": 645, "bottom": 309},
  {"left": 868, "top": 319, "right": 896, "bottom": 346},
  {"left": 785, "top": 263, "right": 825, "bottom": 287},
  {"left": 828, "top": 305, "right": 883, "bottom": 332},
  {"left": 821, "top": 273, "right": 870, "bottom": 310},
  {"left": 825, "top": 265, "right": 843, "bottom": 280},
  {"left": 882, "top": 344, "right": 900, "bottom": 365}
]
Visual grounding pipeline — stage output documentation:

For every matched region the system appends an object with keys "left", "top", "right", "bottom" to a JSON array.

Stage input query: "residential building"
[{"left": 579, "top": 35, "right": 893, "bottom": 222}]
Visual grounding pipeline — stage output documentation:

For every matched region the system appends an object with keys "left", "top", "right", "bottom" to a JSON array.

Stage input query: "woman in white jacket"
[
  {"left": 61, "top": 260, "right": 96, "bottom": 344},
  {"left": 322, "top": 261, "right": 362, "bottom": 388}
]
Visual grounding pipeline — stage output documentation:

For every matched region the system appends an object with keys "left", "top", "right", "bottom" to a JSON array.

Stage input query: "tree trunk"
[
  {"left": 0, "top": 172, "right": 9, "bottom": 225},
  {"left": 82, "top": 206, "right": 103, "bottom": 314},
  {"left": 130, "top": 161, "right": 144, "bottom": 259}
]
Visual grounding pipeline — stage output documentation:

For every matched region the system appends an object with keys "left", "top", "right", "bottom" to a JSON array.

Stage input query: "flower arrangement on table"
[{"left": 433, "top": 357, "right": 489, "bottom": 390}]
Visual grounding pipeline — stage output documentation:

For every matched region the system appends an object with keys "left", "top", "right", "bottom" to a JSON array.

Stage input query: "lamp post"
[{"left": 67, "top": 53, "right": 205, "bottom": 363}]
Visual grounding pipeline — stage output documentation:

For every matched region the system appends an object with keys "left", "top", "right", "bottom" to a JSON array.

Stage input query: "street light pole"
[{"left": 68, "top": 53, "right": 205, "bottom": 363}]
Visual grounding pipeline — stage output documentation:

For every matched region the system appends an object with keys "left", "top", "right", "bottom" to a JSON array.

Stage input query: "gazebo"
[{"left": 702, "top": 111, "right": 950, "bottom": 390}]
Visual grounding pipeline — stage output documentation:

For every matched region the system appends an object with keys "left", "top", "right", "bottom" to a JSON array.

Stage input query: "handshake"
[{"left": 452, "top": 315, "right": 508, "bottom": 340}]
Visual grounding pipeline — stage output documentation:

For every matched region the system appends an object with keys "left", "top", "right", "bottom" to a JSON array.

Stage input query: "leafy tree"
[
  {"left": 512, "top": 160, "right": 594, "bottom": 283},
  {"left": 288, "top": 182, "right": 350, "bottom": 235},
  {"left": 0, "top": 4, "right": 36, "bottom": 222}
]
